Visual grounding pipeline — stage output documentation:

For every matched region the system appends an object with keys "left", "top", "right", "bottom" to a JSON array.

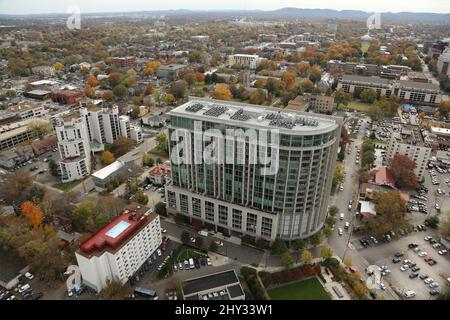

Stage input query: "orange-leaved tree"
[{"left": 21, "top": 201, "right": 43, "bottom": 229}]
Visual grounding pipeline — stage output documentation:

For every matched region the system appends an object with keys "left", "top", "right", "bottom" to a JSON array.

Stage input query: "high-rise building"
[
  {"left": 55, "top": 105, "right": 142, "bottom": 182},
  {"left": 55, "top": 115, "right": 91, "bottom": 182},
  {"left": 165, "top": 99, "right": 342, "bottom": 241},
  {"left": 75, "top": 204, "right": 162, "bottom": 292}
]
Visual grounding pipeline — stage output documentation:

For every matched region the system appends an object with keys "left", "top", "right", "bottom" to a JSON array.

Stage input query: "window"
[
  {"left": 180, "top": 194, "right": 189, "bottom": 215},
  {"left": 192, "top": 197, "right": 201, "bottom": 217},
  {"left": 246, "top": 213, "right": 257, "bottom": 234},
  {"left": 261, "top": 217, "right": 272, "bottom": 238},
  {"left": 232, "top": 209, "right": 242, "bottom": 229},
  {"left": 219, "top": 205, "right": 228, "bottom": 225},
  {"left": 205, "top": 201, "right": 214, "bottom": 222},
  {"left": 168, "top": 191, "right": 177, "bottom": 209}
]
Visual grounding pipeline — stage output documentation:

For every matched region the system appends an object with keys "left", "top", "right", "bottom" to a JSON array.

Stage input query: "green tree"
[
  {"left": 113, "top": 84, "right": 128, "bottom": 98},
  {"left": 360, "top": 88, "right": 377, "bottom": 104},
  {"left": 48, "top": 159, "right": 59, "bottom": 177},
  {"left": 181, "top": 231, "right": 190, "bottom": 244},
  {"left": 329, "top": 205, "right": 339, "bottom": 216},
  {"left": 335, "top": 89, "right": 351, "bottom": 107},
  {"left": 281, "top": 253, "right": 294, "bottom": 269},
  {"left": 309, "top": 233, "right": 323, "bottom": 246},
  {"left": 320, "top": 246, "right": 333, "bottom": 259},
  {"left": 110, "top": 137, "right": 134, "bottom": 157},
  {"left": 368, "top": 191, "right": 408, "bottom": 236},
  {"left": 425, "top": 216, "right": 440, "bottom": 229},
  {"left": 271, "top": 238, "right": 288, "bottom": 255},
  {"left": 155, "top": 202, "right": 167, "bottom": 217},
  {"left": 155, "top": 131, "right": 168, "bottom": 153},
  {"left": 99, "top": 280, "right": 127, "bottom": 300},
  {"left": 134, "top": 190, "right": 148, "bottom": 205},
  {"left": 292, "top": 239, "right": 306, "bottom": 251}
]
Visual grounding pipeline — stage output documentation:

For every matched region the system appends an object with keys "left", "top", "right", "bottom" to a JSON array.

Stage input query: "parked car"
[
  {"left": 404, "top": 290, "right": 416, "bottom": 299},
  {"left": 24, "top": 272, "right": 34, "bottom": 280}
]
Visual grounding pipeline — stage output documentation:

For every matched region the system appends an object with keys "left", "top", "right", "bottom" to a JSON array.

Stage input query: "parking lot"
[{"left": 358, "top": 229, "right": 450, "bottom": 299}]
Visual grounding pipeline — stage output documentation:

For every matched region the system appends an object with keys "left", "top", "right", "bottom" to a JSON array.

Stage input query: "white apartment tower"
[{"left": 55, "top": 116, "right": 91, "bottom": 183}]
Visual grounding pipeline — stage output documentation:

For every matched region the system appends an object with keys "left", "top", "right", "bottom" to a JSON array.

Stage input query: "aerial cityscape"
[{"left": 1, "top": 0, "right": 450, "bottom": 307}]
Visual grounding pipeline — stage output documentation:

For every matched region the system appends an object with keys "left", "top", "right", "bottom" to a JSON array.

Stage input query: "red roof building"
[
  {"left": 149, "top": 162, "right": 172, "bottom": 185},
  {"left": 371, "top": 167, "right": 395, "bottom": 188}
]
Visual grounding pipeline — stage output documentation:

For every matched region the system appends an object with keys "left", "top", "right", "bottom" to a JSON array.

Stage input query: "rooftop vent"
[
  {"left": 186, "top": 103, "right": 204, "bottom": 112},
  {"left": 230, "top": 109, "right": 250, "bottom": 121}
]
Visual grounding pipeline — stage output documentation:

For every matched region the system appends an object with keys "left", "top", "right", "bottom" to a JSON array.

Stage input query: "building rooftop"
[
  {"left": 79, "top": 204, "right": 157, "bottom": 257},
  {"left": 169, "top": 99, "right": 340, "bottom": 134},
  {"left": 92, "top": 160, "right": 125, "bottom": 180},
  {"left": 157, "top": 64, "right": 188, "bottom": 71},
  {"left": 182, "top": 269, "right": 243, "bottom": 299},
  {"left": 341, "top": 75, "right": 390, "bottom": 86},
  {"left": 430, "top": 126, "right": 450, "bottom": 137},
  {"left": 391, "top": 123, "right": 427, "bottom": 147},
  {"left": 398, "top": 80, "right": 440, "bottom": 92}
]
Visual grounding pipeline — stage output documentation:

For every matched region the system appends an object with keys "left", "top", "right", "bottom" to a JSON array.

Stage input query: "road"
[{"left": 327, "top": 114, "right": 400, "bottom": 300}]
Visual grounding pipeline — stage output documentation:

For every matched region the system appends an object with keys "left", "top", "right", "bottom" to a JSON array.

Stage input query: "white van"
[
  {"left": 189, "top": 258, "right": 195, "bottom": 269},
  {"left": 340, "top": 213, "right": 345, "bottom": 220}
]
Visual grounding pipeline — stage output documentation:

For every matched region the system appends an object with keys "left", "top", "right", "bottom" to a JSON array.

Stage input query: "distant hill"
[{"left": 0, "top": 7, "right": 449, "bottom": 23}]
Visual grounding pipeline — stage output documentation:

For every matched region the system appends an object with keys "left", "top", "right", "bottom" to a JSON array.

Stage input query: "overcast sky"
[{"left": 1, "top": 0, "right": 449, "bottom": 15}]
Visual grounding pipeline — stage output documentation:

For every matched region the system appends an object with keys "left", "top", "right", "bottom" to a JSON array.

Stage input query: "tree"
[
  {"left": 20, "top": 201, "right": 43, "bottom": 229},
  {"left": 212, "top": 83, "right": 232, "bottom": 101},
  {"left": 183, "top": 71, "right": 196, "bottom": 87},
  {"left": 155, "top": 131, "right": 169, "bottom": 153},
  {"left": 143, "top": 153, "right": 154, "bottom": 167},
  {"left": 353, "top": 283, "right": 369, "bottom": 299},
  {"left": 281, "top": 253, "right": 294, "bottom": 269},
  {"left": 134, "top": 190, "right": 148, "bottom": 205},
  {"left": 310, "top": 64, "right": 322, "bottom": 83},
  {"left": 309, "top": 233, "right": 323, "bottom": 246},
  {"left": 84, "top": 85, "right": 95, "bottom": 98},
  {"left": 28, "top": 121, "right": 51, "bottom": 139},
  {"left": 301, "top": 249, "right": 313, "bottom": 265},
  {"left": 292, "top": 239, "right": 306, "bottom": 251},
  {"left": 113, "top": 84, "right": 128, "bottom": 98},
  {"left": 425, "top": 215, "right": 440, "bottom": 229},
  {"left": 195, "top": 72, "right": 205, "bottom": 83},
  {"left": 169, "top": 80, "right": 187, "bottom": 100},
  {"left": 343, "top": 257, "right": 353, "bottom": 268},
  {"left": 320, "top": 246, "right": 333, "bottom": 259},
  {"left": 181, "top": 231, "right": 190, "bottom": 244},
  {"left": 209, "top": 241, "right": 218, "bottom": 252},
  {"left": 439, "top": 212, "right": 450, "bottom": 238},
  {"left": 438, "top": 100, "right": 450, "bottom": 118},
  {"left": 164, "top": 93, "right": 176, "bottom": 105},
  {"left": 388, "top": 154, "right": 419, "bottom": 189},
  {"left": 54, "top": 62, "right": 64, "bottom": 71},
  {"left": 329, "top": 205, "right": 339, "bottom": 216},
  {"left": 332, "top": 164, "right": 345, "bottom": 193},
  {"left": 101, "top": 151, "right": 115, "bottom": 165},
  {"left": 110, "top": 137, "right": 133, "bottom": 157},
  {"left": 102, "top": 90, "right": 113, "bottom": 101},
  {"left": 360, "top": 88, "right": 377, "bottom": 104},
  {"left": 335, "top": 89, "right": 351, "bottom": 107},
  {"left": 195, "top": 237, "right": 204, "bottom": 248},
  {"left": 299, "top": 79, "right": 314, "bottom": 92},
  {"left": 72, "top": 201, "right": 98, "bottom": 232},
  {"left": 48, "top": 159, "right": 59, "bottom": 177},
  {"left": 271, "top": 238, "right": 288, "bottom": 255},
  {"left": 155, "top": 202, "right": 167, "bottom": 217},
  {"left": 367, "top": 191, "right": 408, "bottom": 236},
  {"left": 0, "top": 170, "right": 33, "bottom": 205},
  {"left": 324, "top": 227, "right": 333, "bottom": 237},
  {"left": 86, "top": 74, "right": 98, "bottom": 87},
  {"left": 99, "top": 280, "right": 127, "bottom": 300}
]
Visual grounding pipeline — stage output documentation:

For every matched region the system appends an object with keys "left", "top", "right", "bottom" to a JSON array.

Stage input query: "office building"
[
  {"left": 437, "top": 48, "right": 450, "bottom": 77},
  {"left": 75, "top": 204, "right": 162, "bottom": 292},
  {"left": 337, "top": 75, "right": 392, "bottom": 97},
  {"left": 112, "top": 56, "right": 136, "bottom": 68},
  {"left": 8, "top": 103, "right": 48, "bottom": 120},
  {"left": 396, "top": 80, "right": 442, "bottom": 106},
  {"left": 0, "top": 118, "right": 49, "bottom": 151},
  {"left": 384, "top": 124, "right": 432, "bottom": 179},
  {"left": 228, "top": 54, "right": 261, "bottom": 69},
  {"left": 156, "top": 64, "right": 188, "bottom": 81},
  {"left": 165, "top": 99, "right": 342, "bottom": 241}
]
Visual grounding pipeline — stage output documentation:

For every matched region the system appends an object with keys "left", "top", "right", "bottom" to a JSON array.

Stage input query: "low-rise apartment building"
[
  {"left": 228, "top": 54, "right": 261, "bottom": 69},
  {"left": 396, "top": 80, "right": 442, "bottom": 106},
  {"left": 337, "top": 75, "right": 392, "bottom": 97}
]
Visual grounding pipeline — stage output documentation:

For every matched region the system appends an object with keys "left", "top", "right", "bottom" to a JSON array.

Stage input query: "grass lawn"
[
  {"left": 268, "top": 277, "right": 330, "bottom": 300},
  {"left": 52, "top": 180, "right": 81, "bottom": 192},
  {"left": 344, "top": 101, "right": 373, "bottom": 113},
  {"left": 175, "top": 247, "right": 206, "bottom": 262}
]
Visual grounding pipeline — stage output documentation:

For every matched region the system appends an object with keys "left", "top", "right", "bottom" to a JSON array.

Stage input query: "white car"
[
  {"left": 424, "top": 278, "right": 434, "bottom": 284},
  {"left": 214, "top": 240, "right": 224, "bottom": 247},
  {"left": 377, "top": 281, "right": 386, "bottom": 290},
  {"left": 157, "top": 249, "right": 162, "bottom": 256},
  {"left": 339, "top": 213, "right": 345, "bottom": 220},
  {"left": 418, "top": 251, "right": 427, "bottom": 257},
  {"left": 429, "top": 282, "right": 439, "bottom": 288},
  {"left": 206, "top": 258, "right": 212, "bottom": 266},
  {"left": 24, "top": 272, "right": 34, "bottom": 280},
  {"left": 438, "top": 249, "right": 448, "bottom": 255},
  {"left": 338, "top": 228, "right": 343, "bottom": 236},
  {"left": 432, "top": 243, "right": 441, "bottom": 249},
  {"left": 173, "top": 265, "right": 178, "bottom": 272},
  {"left": 404, "top": 290, "right": 416, "bottom": 299},
  {"left": 400, "top": 265, "right": 409, "bottom": 271},
  {"left": 68, "top": 291, "right": 73, "bottom": 297},
  {"left": 190, "top": 237, "right": 196, "bottom": 243},
  {"left": 161, "top": 229, "right": 167, "bottom": 233},
  {"left": 412, "top": 247, "right": 420, "bottom": 252}
]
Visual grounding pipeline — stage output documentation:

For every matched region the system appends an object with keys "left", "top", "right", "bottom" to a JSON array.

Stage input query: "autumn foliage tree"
[
  {"left": 212, "top": 83, "right": 232, "bottom": 101},
  {"left": 20, "top": 201, "right": 43, "bottom": 229},
  {"left": 367, "top": 191, "right": 408, "bottom": 236},
  {"left": 86, "top": 74, "right": 98, "bottom": 87},
  {"left": 388, "top": 155, "right": 419, "bottom": 189},
  {"left": 101, "top": 151, "right": 115, "bottom": 165}
]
